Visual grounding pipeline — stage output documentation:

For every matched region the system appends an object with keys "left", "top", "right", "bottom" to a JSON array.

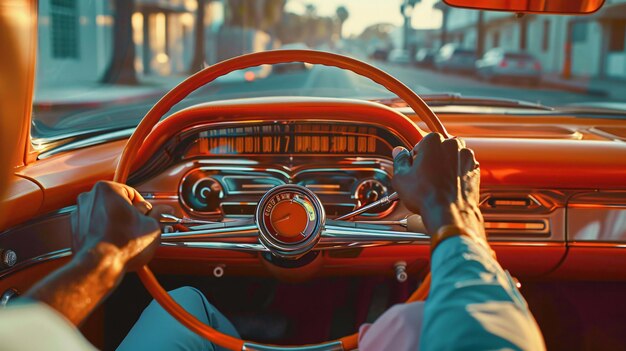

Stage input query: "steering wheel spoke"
[
  {"left": 317, "top": 222, "right": 429, "bottom": 249},
  {"left": 160, "top": 219, "right": 267, "bottom": 252},
  {"left": 159, "top": 220, "right": 428, "bottom": 253}
]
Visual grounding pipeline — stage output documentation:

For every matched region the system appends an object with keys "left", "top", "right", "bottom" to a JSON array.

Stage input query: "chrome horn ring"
[{"left": 255, "top": 185, "right": 326, "bottom": 259}]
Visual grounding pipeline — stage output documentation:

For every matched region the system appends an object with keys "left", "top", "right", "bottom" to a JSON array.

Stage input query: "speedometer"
[{"left": 256, "top": 185, "right": 325, "bottom": 259}]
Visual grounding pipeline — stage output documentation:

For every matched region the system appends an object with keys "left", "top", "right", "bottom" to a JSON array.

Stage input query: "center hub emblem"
[{"left": 256, "top": 185, "right": 325, "bottom": 258}]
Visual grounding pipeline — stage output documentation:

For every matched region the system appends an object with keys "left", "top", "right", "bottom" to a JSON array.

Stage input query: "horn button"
[{"left": 256, "top": 185, "right": 325, "bottom": 259}]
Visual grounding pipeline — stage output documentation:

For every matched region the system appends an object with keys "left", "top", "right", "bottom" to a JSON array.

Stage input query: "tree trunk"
[
  {"left": 102, "top": 0, "right": 138, "bottom": 85},
  {"left": 476, "top": 11, "right": 485, "bottom": 57},
  {"left": 189, "top": 0, "right": 207, "bottom": 73},
  {"left": 519, "top": 15, "right": 528, "bottom": 51},
  {"left": 440, "top": 8, "right": 449, "bottom": 47}
]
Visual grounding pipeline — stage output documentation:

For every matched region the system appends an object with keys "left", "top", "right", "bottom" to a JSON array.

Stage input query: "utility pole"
[
  {"left": 401, "top": 1, "right": 415, "bottom": 51},
  {"left": 434, "top": 1, "right": 449, "bottom": 47}
]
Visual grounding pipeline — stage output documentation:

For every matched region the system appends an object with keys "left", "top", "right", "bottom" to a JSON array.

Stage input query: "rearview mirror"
[{"left": 442, "top": 0, "right": 605, "bottom": 15}]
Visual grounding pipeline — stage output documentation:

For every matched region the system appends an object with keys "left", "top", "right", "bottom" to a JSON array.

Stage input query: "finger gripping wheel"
[{"left": 114, "top": 50, "right": 443, "bottom": 351}]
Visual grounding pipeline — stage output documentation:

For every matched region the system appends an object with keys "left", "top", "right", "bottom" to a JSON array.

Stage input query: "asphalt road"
[
  {"left": 197, "top": 61, "right": 619, "bottom": 107},
  {"left": 35, "top": 60, "right": 622, "bottom": 136}
]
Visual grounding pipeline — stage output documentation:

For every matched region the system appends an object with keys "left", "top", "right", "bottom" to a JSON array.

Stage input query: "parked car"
[
  {"left": 434, "top": 44, "right": 476, "bottom": 73},
  {"left": 368, "top": 47, "right": 389, "bottom": 61},
  {"left": 414, "top": 48, "right": 436, "bottom": 68},
  {"left": 476, "top": 48, "right": 542, "bottom": 84},
  {"left": 273, "top": 43, "right": 313, "bottom": 73},
  {"left": 388, "top": 49, "right": 411, "bottom": 65}
]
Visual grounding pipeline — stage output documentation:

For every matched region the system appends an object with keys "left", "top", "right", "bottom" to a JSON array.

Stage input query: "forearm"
[
  {"left": 24, "top": 243, "right": 124, "bottom": 325},
  {"left": 420, "top": 236, "right": 545, "bottom": 351}
]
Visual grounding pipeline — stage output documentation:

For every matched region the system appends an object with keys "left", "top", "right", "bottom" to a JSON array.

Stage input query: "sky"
[{"left": 284, "top": 0, "right": 443, "bottom": 37}]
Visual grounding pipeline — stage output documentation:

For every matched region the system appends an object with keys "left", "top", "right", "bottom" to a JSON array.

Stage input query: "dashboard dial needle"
[{"left": 274, "top": 214, "right": 291, "bottom": 224}]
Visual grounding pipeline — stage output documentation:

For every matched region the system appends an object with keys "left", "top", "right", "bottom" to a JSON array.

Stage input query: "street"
[
  {"left": 35, "top": 59, "right": 624, "bottom": 134},
  {"left": 198, "top": 61, "right": 620, "bottom": 107}
]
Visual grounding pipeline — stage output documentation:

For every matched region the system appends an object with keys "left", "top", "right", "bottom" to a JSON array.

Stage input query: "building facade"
[
  {"left": 36, "top": 0, "right": 221, "bottom": 87},
  {"left": 434, "top": 0, "right": 626, "bottom": 79}
]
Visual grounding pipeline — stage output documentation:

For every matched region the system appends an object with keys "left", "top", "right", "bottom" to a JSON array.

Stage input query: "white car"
[{"left": 476, "top": 48, "right": 542, "bottom": 85}]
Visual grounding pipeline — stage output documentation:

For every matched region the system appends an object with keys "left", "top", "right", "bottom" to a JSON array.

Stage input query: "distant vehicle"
[
  {"left": 369, "top": 47, "right": 389, "bottom": 61},
  {"left": 434, "top": 44, "right": 476, "bottom": 73},
  {"left": 388, "top": 49, "right": 411, "bottom": 65},
  {"left": 273, "top": 43, "right": 313, "bottom": 73},
  {"left": 475, "top": 49, "right": 542, "bottom": 85},
  {"left": 414, "top": 48, "right": 436, "bottom": 68}
]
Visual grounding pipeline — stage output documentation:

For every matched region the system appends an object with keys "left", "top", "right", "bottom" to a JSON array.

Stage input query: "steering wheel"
[{"left": 113, "top": 50, "right": 449, "bottom": 351}]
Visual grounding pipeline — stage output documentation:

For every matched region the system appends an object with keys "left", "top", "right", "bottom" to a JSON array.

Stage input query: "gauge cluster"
[{"left": 177, "top": 162, "right": 394, "bottom": 219}]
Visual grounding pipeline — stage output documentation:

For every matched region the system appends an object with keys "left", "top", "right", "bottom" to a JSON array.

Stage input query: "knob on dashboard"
[
  {"left": 0, "top": 249, "right": 17, "bottom": 268},
  {"left": 180, "top": 170, "right": 224, "bottom": 214}
]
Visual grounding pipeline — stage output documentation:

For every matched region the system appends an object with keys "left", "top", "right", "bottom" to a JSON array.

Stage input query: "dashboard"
[
  {"left": 132, "top": 121, "right": 403, "bottom": 221},
  {"left": 1, "top": 97, "right": 626, "bottom": 288}
]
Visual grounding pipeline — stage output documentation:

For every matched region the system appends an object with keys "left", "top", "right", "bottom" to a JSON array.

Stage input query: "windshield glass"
[{"left": 33, "top": 0, "right": 626, "bottom": 139}]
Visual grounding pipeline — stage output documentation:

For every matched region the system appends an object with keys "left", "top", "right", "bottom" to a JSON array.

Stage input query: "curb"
[{"left": 539, "top": 79, "right": 609, "bottom": 97}]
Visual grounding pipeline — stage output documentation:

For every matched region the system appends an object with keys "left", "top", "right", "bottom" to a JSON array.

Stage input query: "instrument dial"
[
  {"left": 180, "top": 169, "right": 224, "bottom": 215},
  {"left": 355, "top": 179, "right": 388, "bottom": 207},
  {"left": 256, "top": 185, "right": 325, "bottom": 259}
]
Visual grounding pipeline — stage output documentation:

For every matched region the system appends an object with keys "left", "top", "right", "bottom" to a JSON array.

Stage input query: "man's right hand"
[{"left": 391, "top": 133, "right": 485, "bottom": 247}]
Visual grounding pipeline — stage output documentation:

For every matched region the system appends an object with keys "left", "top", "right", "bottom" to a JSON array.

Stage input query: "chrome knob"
[
  {"left": 1, "top": 249, "right": 17, "bottom": 268},
  {"left": 395, "top": 261, "right": 408, "bottom": 283}
]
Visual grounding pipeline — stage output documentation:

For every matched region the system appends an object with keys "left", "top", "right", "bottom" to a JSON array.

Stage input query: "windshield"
[{"left": 33, "top": 0, "right": 626, "bottom": 139}]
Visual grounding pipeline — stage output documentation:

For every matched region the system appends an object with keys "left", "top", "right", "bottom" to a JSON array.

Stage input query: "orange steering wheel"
[{"left": 113, "top": 50, "right": 448, "bottom": 351}]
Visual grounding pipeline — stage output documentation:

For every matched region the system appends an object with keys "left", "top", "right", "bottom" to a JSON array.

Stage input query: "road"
[
  {"left": 198, "top": 61, "right": 619, "bottom": 107},
  {"left": 35, "top": 60, "right": 622, "bottom": 136}
]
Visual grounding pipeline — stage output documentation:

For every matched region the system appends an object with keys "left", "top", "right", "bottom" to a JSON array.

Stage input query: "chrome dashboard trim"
[
  {"left": 141, "top": 193, "right": 179, "bottom": 200},
  {"left": 172, "top": 162, "right": 396, "bottom": 219},
  {"left": 488, "top": 241, "right": 565, "bottom": 247},
  {"left": 0, "top": 249, "right": 72, "bottom": 279},
  {"left": 36, "top": 128, "right": 136, "bottom": 159},
  {"left": 568, "top": 242, "right": 626, "bottom": 249},
  {"left": 161, "top": 242, "right": 269, "bottom": 252},
  {"left": 0, "top": 206, "right": 75, "bottom": 278}
]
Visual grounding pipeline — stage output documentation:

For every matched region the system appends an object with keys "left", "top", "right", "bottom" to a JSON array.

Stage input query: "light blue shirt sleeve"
[{"left": 420, "top": 236, "right": 546, "bottom": 351}]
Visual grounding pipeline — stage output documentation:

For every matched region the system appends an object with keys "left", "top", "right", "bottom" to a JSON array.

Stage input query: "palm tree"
[
  {"left": 102, "top": 0, "right": 138, "bottom": 85},
  {"left": 335, "top": 6, "right": 348, "bottom": 39},
  {"left": 189, "top": 0, "right": 207, "bottom": 73}
]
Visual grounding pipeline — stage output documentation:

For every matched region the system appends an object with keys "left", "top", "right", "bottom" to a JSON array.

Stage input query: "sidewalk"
[
  {"left": 33, "top": 67, "right": 271, "bottom": 110},
  {"left": 34, "top": 75, "right": 186, "bottom": 109},
  {"left": 540, "top": 74, "right": 626, "bottom": 99}
]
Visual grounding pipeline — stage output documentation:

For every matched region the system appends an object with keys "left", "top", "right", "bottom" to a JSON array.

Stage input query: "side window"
[
  {"left": 50, "top": 0, "right": 79, "bottom": 59},
  {"left": 572, "top": 22, "right": 588, "bottom": 43}
]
